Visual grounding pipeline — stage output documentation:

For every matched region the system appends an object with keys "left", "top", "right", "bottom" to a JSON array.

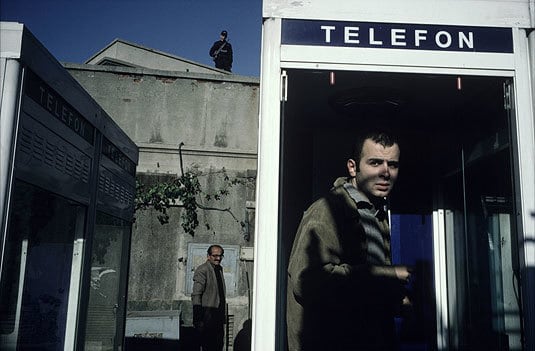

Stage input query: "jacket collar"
[{"left": 332, "top": 177, "right": 387, "bottom": 216}]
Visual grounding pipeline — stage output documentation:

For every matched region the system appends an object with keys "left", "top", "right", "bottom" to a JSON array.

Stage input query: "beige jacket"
[
  {"left": 191, "top": 261, "right": 226, "bottom": 308},
  {"left": 286, "top": 177, "right": 405, "bottom": 350}
]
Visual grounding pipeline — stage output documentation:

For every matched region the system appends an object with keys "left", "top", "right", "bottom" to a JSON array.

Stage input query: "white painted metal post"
[
  {"left": 433, "top": 210, "right": 449, "bottom": 350},
  {"left": 252, "top": 17, "right": 282, "bottom": 351}
]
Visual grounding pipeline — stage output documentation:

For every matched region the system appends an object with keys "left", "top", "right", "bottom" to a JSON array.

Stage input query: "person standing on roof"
[{"left": 210, "top": 30, "right": 233, "bottom": 72}]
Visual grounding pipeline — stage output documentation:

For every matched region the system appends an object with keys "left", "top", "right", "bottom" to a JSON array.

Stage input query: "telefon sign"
[{"left": 281, "top": 19, "right": 513, "bottom": 53}]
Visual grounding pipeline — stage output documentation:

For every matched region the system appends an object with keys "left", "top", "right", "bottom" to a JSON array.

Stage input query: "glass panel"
[
  {"left": 84, "top": 212, "right": 129, "bottom": 351},
  {"left": 391, "top": 214, "right": 436, "bottom": 349},
  {"left": 275, "top": 69, "right": 520, "bottom": 350},
  {"left": 443, "top": 140, "right": 521, "bottom": 350},
  {"left": 0, "top": 181, "right": 86, "bottom": 350}
]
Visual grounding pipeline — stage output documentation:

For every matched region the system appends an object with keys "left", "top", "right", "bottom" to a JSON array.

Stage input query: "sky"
[{"left": 0, "top": 0, "right": 263, "bottom": 77}]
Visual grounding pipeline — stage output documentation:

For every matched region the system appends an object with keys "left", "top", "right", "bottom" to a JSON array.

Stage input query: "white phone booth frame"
[{"left": 253, "top": 1, "right": 535, "bottom": 350}]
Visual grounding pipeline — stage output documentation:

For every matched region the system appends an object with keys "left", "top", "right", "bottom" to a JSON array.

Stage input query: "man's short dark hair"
[
  {"left": 207, "top": 245, "right": 224, "bottom": 256},
  {"left": 352, "top": 130, "right": 399, "bottom": 169}
]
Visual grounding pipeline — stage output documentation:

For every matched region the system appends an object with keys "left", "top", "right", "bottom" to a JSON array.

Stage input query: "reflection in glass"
[
  {"left": 444, "top": 145, "right": 521, "bottom": 350},
  {"left": 84, "top": 212, "right": 129, "bottom": 351},
  {"left": 391, "top": 214, "right": 436, "bottom": 349},
  {"left": 0, "top": 181, "right": 85, "bottom": 350}
]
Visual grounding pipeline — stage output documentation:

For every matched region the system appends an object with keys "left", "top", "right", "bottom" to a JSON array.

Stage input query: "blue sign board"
[{"left": 282, "top": 19, "right": 513, "bottom": 53}]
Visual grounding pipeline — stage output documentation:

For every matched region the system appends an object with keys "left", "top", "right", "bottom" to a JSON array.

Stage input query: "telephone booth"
[
  {"left": 0, "top": 22, "right": 138, "bottom": 350},
  {"left": 252, "top": 2, "right": 535, "bottom": 350}
]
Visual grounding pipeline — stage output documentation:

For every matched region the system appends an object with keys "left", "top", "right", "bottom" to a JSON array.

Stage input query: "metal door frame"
[{"left": 254, "top": 18, "right": 535, "bottom": 350}]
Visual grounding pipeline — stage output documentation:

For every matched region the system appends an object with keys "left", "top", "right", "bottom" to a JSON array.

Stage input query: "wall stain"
[
  {"left": 156, "top": 77, "right": 178, "bottom": 84},
  {"left": 149, "top": 128, "right": 163, "bottom": 143},
  {"left": 214, "top": 133, "right": 228, "bottom": 148}
]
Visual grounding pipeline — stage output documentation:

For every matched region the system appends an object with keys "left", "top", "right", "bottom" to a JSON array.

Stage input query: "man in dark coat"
[
  {"left": 192, "top": 245, "right": 226, "bottom": 351},
  {"left": 286, "top": 130, "right": 413, "bottom": 350},
  {"left": 209, "top": 30, "right": 233, "bottom": 72}
]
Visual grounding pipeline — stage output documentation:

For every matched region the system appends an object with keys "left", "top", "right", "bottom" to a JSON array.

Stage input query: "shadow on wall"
[
  {"left": 124, "top": 337, "right": 179, "bottom": 350},
  {"left": 178, "top": 326, "right": 199, "bottom": 351},
  {"left": 125, "top": 321, "right": 251, "bottom": 351},
  {"left": 234, "top": 319, "right": 252, "bottom": 351}
]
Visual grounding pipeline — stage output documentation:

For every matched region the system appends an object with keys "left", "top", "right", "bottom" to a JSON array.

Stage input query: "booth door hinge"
[
  {"left": 503, "top": 82, "right": 512, "bottom": 111},
  {"left": 280, "top": 70, "right": 288, "bottom": 102}
]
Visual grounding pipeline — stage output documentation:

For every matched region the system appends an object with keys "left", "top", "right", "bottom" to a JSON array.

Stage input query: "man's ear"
[{"left": 347, "top": 159, "right": 357, "bottom": 177}]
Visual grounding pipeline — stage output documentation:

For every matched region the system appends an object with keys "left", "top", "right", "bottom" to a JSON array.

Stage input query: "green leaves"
[
  {"left": 135, "top": 171, "right": 201, "bottom": 234},
  {"left": 135, "top": 168, "right": 253, "bottom": 237}
]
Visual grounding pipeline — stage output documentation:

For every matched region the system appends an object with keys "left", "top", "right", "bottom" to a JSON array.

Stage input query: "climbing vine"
[
  {"left": 134, "top": 142, "right": 255, "bottom": 236},
  {"left": 135, "top": 167, "right": 253, "bottom": 236}
]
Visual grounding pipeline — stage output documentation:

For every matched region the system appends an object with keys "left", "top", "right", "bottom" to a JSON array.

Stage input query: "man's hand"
[
  {"left": 397, "top": 295, "right": 413, "bottom": 317},
  {"left": 394, "top": 265, "right": 412, "bottom": 284}
]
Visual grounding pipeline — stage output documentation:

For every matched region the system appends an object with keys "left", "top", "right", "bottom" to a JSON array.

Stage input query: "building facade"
[{"left": 66, "top": 40, "right": 259, "bottom": 349}]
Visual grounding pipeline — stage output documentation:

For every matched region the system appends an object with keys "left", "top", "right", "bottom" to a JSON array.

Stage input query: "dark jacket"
[
  {"left": 209, "top": 40, "right": 233, "bottom": 71},
  {"left": 286, "top": 177, "right": 407, "bottom": 350}
]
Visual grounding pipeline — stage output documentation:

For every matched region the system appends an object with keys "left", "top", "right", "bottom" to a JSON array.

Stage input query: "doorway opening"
[{"left": 278, "top": 69, "right": 523, "bottom": 350}]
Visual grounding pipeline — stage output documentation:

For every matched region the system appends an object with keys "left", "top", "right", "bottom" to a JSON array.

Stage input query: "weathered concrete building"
[{"left": 65, "top": 39, "right": 259, "bottom": 348}]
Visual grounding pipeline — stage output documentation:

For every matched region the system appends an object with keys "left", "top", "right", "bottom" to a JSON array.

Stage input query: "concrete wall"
[
  {"left": 66, "top": 63, "right": 259, "bottom": 348},
  {"left": 86, "top": 40, "right": 226, "bottom": 75}
]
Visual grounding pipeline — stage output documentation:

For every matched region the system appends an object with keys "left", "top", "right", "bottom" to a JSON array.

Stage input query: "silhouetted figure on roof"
[{"left": 210, "top": 30, "right": 233, "bottom": 72}]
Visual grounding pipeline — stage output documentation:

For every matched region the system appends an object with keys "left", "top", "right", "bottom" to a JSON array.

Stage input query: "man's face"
[
  {"left": 347, "top": 139, "right": 400, "bottom": 201},
  {"left": 207, "top": 247, "right": 224, "bottom": 266}
]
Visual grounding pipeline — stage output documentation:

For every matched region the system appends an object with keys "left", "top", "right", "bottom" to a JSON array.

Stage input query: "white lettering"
[
  {"left": 369, "top": 28, "right": 383, "bottom": 45},
  {"left": 321, "top": 25, "right": 336, "bottom": 43},
  {"left": 459, "top": 32, "right": 474, "bottom": 49},
  {"left": 79, "top": 120, "right": 85, "bottom": 137},
  {"left": 414, "top": 30, "right": 427, "bottom": 47},
  {"left": 39, "top": 86, "right": 46, "bottom": 104},
  {"left": 435, "top": 31, "right": 452, "bottom": 48},
  {"left": 54, "top": 99, "right": 62, "bottom": 118},
  {"left": 316, "top": 24, "right": 479, "bottom": 51},
  {"left": 345, "top": 27, "right": 360, "bottom": 44},
  {"left": 391, "top": 29, "right": 407, "bottom": 46},
  {"left": 47, "top": 93, "right": 54, "bottom": 111},
  {"left": 62, "top": 106, "right": 69, "bottom": 123}
]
